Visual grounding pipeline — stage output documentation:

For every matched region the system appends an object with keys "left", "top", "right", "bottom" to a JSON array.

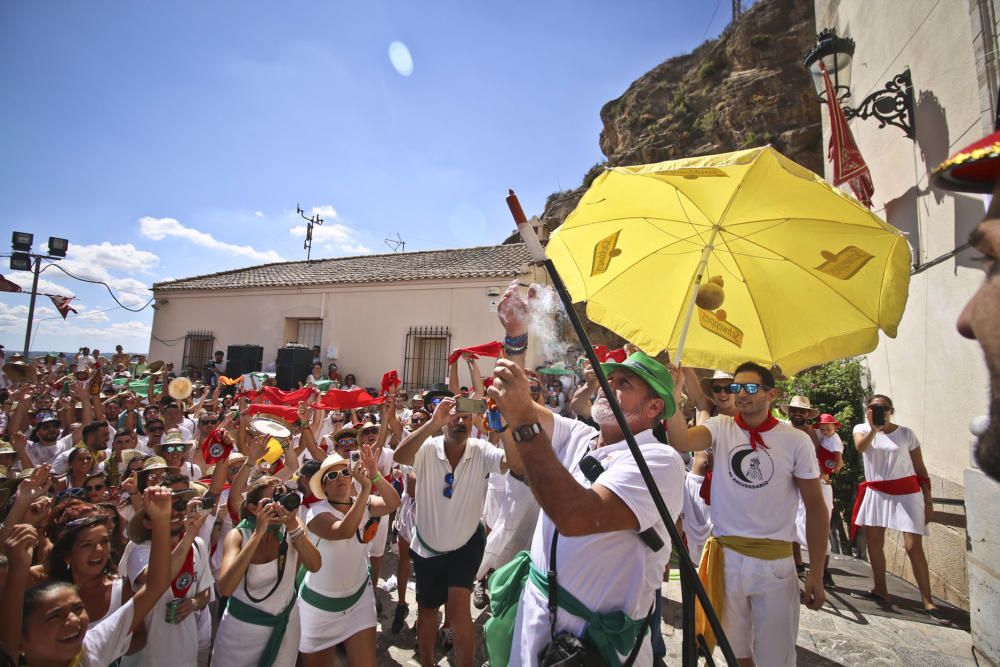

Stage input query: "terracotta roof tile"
[{"left": 153, "top": 244, "right": 531, "bottom": 292}]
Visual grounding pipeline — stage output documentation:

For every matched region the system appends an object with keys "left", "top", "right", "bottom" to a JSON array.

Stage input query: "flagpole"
[
  {"left": 506, "top": 190, "right": 739, "bottom": 667},
  {"left": 22, "top": 255, "right": 42, "bottom": 358}
]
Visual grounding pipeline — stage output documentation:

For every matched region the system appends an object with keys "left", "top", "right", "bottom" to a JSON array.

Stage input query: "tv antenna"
[
  {"left": 296, "top": 204, "right": 324, "bottom": 261},
  {"left": 384, "top": 233, "right": 405, "bottom": 253}
]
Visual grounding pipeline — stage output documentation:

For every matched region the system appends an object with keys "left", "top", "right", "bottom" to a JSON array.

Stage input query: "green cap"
[{"left": 600, "top": 351, "right": 676, "bottom": 419}]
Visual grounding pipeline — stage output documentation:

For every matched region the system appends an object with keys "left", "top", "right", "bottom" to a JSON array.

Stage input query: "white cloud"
[
  {"left": 105, "top": 277, "right": 153, "bottom": 307},
  {"left": 388, "top": 41, "right": 414, "bottom": 76},
  {"left": 2, "top": 272, "right": 75, "bottom": 297},
  {"left": 60, "top": 242, "right": 160, "bottom": 282},
  {"left": 255, "top": 211, "right": 264, "bottom": 217},
  {"left": 0, "top": 302, "right": 57, "bottom": 332},
  {"left": 288, "top": 205, "right": 370, "bottom": 255},
  {"left": 76, "top": 309, "right": 110, "bottom": 323},
  {"left": 140, "top": 217, "right": 284, "bottom": 263}
]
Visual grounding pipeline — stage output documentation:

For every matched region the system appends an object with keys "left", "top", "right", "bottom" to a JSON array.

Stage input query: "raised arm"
[
  {"left": 393, "top": 397, "right": 453, "bottom": 466},
  {"left": 663, "top": 365, "right": 713, "bottom": 452}
]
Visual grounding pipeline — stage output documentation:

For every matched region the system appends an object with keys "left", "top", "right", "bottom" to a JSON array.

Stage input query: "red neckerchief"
[
  {"left": 734, "top": 413, "right": 779, "bottom": 450},
  {"left": 302, "top": 493, "right": 323, "bottom": 507},
  {"left": 171, "top": 544, "right": 195, "bottom": 597}
]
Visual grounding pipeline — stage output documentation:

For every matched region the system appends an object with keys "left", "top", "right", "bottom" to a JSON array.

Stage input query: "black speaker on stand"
[
  {"left": 276, "top": 345, "right": 313, "bottom": 390},
  {"left": 226, "top": 345, "right": 263, "bottom": 379}
]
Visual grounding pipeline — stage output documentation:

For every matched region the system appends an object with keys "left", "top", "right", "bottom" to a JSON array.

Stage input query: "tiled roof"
[{"left": 153, "top": 244, "right": 531, "bottom": 292}]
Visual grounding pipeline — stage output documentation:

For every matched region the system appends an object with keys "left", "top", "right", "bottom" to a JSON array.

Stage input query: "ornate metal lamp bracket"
[{"left": 842, "top": 68, "right": 916, "bottom": 140}]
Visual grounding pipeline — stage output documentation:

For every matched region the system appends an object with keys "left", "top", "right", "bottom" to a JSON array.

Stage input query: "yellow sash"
[{"left": 694, "top": 535, "right": 793, "bottom": 652}]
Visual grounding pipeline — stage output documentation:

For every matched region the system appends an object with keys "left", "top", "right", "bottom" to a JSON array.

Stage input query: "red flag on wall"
[
  {"left": 0, "top": 276, "right": 23, "bottom": 293},
  {"left": 820, "top": 62, "right": 874, "bottom": 208},
  {"left": 48, "top": 295, "right": 78, "bottom": 319}
]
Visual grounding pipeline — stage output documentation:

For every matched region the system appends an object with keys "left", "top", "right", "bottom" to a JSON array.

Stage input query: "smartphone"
[
  {"left": 350, "top": 450, "right": 361, "bottom": 466},
  {"left": 870, "top": 405, "right": 886, "bottom": 426},
  {"left": 200, "top": 493, "right": 216, "bottom": 511},
  {"left": 456, "top": 397, "right": 486, "bottom": 414}
]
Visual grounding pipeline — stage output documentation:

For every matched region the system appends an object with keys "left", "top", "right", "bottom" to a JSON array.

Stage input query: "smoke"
[{"left": 526, "top": 284, "right": 573, "bottom": 366}]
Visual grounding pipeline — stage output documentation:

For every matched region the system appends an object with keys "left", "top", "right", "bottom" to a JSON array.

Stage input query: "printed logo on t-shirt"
[
  {"left": 728, "top": 444, "right": 774, "bottom": 489},
  {"left": 175, "top": 571, "right": 193, "bottom": 590}
]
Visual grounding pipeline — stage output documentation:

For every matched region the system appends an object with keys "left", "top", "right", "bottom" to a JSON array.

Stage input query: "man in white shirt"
[
  {"left": 665, "top": 361, "right": 828, "bottom": 667},
  {"left": 489, "top": 349, "right": 685, "bottom": 667},
  {"left": 394, "top": 391, "right": 510, "bottom": 667},
  {"left": 26, "top": 415, "right": 71, "bottom": 467}
]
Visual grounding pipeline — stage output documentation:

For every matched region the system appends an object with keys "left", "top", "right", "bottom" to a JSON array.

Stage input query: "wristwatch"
[{"left": 511, "top": 422, "right": 543, "bottom": 443}]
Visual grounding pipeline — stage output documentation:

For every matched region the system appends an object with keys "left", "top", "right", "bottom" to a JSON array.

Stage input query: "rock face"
[
  {"left": 514, "top": 0, "right": 822, "bottom": 352},
  {"left": 533, "top": 0, "right": 821, "bottom": 236}
]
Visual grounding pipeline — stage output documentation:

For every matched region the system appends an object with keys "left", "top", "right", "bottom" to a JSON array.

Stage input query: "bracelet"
[
  {"left": 372, "top": 473, "right": 383, "bottom": 483},
  {"left": 287, "top": 526, "right": 304, "bottom": 541},
  {"left": 299, "top": 420, "right": 310, "bottom": 427},
  {"left": 504, "top": 333, "right": 528, "bottom": 346}
]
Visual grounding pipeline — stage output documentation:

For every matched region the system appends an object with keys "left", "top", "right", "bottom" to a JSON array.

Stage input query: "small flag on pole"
[
  {"left": 48, "top": 295, "right": 78, "bottom": 319},
  {"left": 0, "top": 276, "right": 23, "bottom": 293}
]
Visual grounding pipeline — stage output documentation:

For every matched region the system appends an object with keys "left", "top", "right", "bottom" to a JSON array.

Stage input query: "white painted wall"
[{"left": 149, "top": 277, "right": 516, "bottom": 389}]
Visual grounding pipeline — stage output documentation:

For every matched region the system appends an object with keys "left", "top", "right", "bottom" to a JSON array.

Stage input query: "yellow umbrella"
[{"left": 545, "top": 146, "right": 911, "bottom": 375}]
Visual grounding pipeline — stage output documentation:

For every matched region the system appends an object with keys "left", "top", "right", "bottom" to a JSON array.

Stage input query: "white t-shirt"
[
  {"left": 126, "top": 536, "right": 212, "bottom": 667},
  {"left": 79, "top": 596, "right": 136, "bottom": 666},
  {"left": 819, "top": 433, "right": 843, "bottom": 454},
  {"left": 853, "top": 424, "right": 920, "bottom": 481},
  {"left": 704, "top": 416, "right": 819, "bottom": 542},
  {"left": 26, "top": 438, "right": 72, "bottom": 466},
  {"left": 510, "top": 414, "right": 685, "bottom": 667},
  {"left": 411, "top": 436, "right": 504, "bottom": 557}
]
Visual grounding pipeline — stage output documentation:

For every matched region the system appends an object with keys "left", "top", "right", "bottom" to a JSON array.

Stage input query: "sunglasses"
[
  {"left": 724, "top": 383, "right": 770, "bottom": 395},
  {"left": 144, "top": 470, "right": 165, "bottom": 481},
  {"left": 710, "top": 385, "right": 730, "bottom": 394},
  {"left": 199, "top": 420, "right": 217, "bottom": 426},
  {"left": 410, "top": 418, "right": 427, "bottom": 426},
  {"left": 146, "top": 426, "right": 164, "bottom": 433},
  {"left": 324, "top": 468, "right": 352, "bottom": 482},
  {"left": 56, "top": 487, "right": 88, "bottom": 500},
  {"left": 443, "top": 472, "right": 454, "bottom": 499},
  {"left": 227, "top": 465, "right": 243, "bottom": 474},
  {"left": 335, "top": 439, "right": 357, "bottom": 447},
  {"left": 64, "top": 515, "right": 106, "bottom": 530},
  {"left": 356, "top": 516, "right": 381, "bottom": 543},
  {"left": 85, "top": 483, "right": 106, "bottom": 493},
  {"left": 162, "top": 445, "right": 187, "bottom": 453}
]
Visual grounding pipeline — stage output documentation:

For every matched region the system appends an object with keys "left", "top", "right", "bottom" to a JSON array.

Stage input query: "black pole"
[
  {"left": 22, "top": 255, "right": 42, "bottom": 358},
  {"left": 539, "top": 256, "right": 739, "bottom": 666}
]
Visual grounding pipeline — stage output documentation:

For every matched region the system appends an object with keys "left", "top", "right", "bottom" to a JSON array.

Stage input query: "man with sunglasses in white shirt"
[
  {"left": 665, "top": 361, "right": 828, "bottom": 667},
  {"left": 394, "top": 389, "right": 510, "bottom": 667}
]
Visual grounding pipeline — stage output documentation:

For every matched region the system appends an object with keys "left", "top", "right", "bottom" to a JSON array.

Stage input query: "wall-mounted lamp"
[{"left": 804, "top": 28, "right": 915, "bottom": 140}]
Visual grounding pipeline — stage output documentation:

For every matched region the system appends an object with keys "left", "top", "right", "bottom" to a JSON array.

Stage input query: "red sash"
[
  {"left": 171, "top": 545, "right": 195, "bottom": 598},
  {"left": 849, "top": 476, "right": 928, "bottom": 540}
]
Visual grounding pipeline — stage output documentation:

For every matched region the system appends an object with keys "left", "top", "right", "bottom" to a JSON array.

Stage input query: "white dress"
[
  {"left": 477, "top": 473, "right": 540, "bottom": 580},
  {"left": 682, "top": 472, "right": 713, "bottom": 564},
  {"left": 298, "top": 501, "right": 376, "bottom": 653},
  {"left": 853, "top": 424, "right": 927, "bottom": 535},
  {"left": 212, "top": 526, "right": 302, "bottom": 667}
]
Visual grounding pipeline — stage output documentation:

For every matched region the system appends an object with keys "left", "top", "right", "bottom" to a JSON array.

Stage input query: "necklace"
[{"left": 329, "top": 499, "right": 354, "bottom": 506}]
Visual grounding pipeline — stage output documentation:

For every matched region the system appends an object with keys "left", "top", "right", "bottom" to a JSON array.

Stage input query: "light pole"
[{"left": 9, "top": 232, "right": 69, "bottom": 356}]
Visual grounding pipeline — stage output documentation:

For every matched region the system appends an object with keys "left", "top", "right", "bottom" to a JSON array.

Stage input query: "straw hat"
[
  {"left": 137, "top": 456, "right": 179, "bottom": 478},
  {"left": 309, "top": 454, "right": 350, "bottom": 500},
  {"left": 779, "top": 395, "right": 820, "bottom": 419},
  {"left": 699, "top": 369, "right": 735, "bottom": 398}
]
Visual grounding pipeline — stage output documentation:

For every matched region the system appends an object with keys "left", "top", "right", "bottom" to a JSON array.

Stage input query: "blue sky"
[{"left": 1, "top": 0, "right": 742, "bottom": 354}]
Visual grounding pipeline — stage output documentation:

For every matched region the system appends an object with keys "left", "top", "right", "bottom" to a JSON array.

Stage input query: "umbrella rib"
[
  {"left": 723, "top": 215, "right": 889, "bottom": 230},
  {"left": 557, "top": 214, "right": 713, "bottom": 232},
  {"left": 632, "top": 171, "right": 724, "bottom": 232},
  {"left": 716, "top": 232, "right": 778, "bottom": 364}
]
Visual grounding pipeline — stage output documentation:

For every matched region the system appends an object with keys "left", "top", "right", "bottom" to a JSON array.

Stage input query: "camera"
[{"left": 265, "top": 489, "right": 301, "bottom": 512}]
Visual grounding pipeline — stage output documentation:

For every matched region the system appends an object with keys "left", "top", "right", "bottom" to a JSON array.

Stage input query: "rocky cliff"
[{"left": 532, "top": 0, "right": 822, "bottom": 235}]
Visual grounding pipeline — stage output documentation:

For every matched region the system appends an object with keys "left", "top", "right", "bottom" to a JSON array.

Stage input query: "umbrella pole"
[
  {"left": 674, "top": 224, "right": 721, "bottom": 365},
  {"left": 507, "top": 194, "right": 739, "bottom": 667}
]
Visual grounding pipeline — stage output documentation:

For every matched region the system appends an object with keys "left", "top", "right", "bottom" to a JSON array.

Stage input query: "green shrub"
[
  {"left": 694, "top": 111, "right": 718, "bottom": 135},
  {"left": 776, "top": 358, "right": 873, "bottom": 554},
  {"left": 696, "top": 58, "right": 723, "bottom": 81},
  {"left": 582, "top": 162, "right": 607, "bottom": 189},
  {"left": 750, "top": 34, "right": 771, "bottom": 49}
]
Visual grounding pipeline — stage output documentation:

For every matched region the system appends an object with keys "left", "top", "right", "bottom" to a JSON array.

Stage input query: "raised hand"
[
  {"left": 430, "top": 396, "right": 457, "bottom": 428},
  {"left": 497, "top": 280, "right": 531, "bottom": 336},
  {"left": 144, "top": 486, "right": 173, "bottom": 522},
  {"left": 2, "top": 524, "right": 38, "bottom": 571},
  {"left": 254, "top": 501, "right": 276, "bottom": 535},
  {"left": 247, "top": 434, "right": 268, "bottom": 463},
  {"left": 16, "top": 465, "right": 51, "bottom": 503},
  {"left": 360, "top": 443, "right": 379, "bottom": 478}
]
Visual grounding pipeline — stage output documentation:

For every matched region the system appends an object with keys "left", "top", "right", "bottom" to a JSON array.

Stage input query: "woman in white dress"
[
  {"left": 299, "top": 447, "right": 400, "bottom": 667},
  {"left": 213, "top": 476, "right": 321, "bottom": 667},
  {"left": 852, "top": 394, "right": 946, "bottom": 622}
]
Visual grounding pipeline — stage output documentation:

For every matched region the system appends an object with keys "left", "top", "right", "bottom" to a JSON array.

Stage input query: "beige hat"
[
  {"left": 157, "top": 430, "right": 194, "bottom": 449},
  {"left": 309, "top": 453, "right": 350, "bottom": 500},
  {"left": 0, "top": 441, "right": 16, "bottom": 456},
  {"left": 138, "top": 456, "right": 179, "bottom": 477},
  {"left": 780, "top": 395, "right": 820, "bottom": 419},
  {"left": 699, "top": 369, "right": 735, "bottom": 398}
]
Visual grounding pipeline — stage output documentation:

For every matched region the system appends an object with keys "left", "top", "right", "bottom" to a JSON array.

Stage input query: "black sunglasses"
[{"left": 710, "top": 384, "right": 730, "bottom": 394}]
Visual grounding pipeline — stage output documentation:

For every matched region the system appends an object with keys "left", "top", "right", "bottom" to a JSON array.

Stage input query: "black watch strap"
[{"left": 511, "top": 422, "right": 543, "bottom": 443}]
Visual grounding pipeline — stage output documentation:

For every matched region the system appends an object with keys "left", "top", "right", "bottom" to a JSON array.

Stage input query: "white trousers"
[{"left": 721, "top": 550, "right": 800, "bottom": 666}]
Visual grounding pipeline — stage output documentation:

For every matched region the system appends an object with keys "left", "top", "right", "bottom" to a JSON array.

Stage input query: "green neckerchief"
[
  {"left": 236, "top": 517, "right": 283, "bottom": 538},
  {"left": 483, "top": 550, "right": 647, "bottom": 667}
]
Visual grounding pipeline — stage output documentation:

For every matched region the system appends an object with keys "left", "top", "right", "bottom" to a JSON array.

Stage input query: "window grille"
[
  {"left": 402, "top": 326, "right": 451, "bottom": 392},
  {"left": 181, "top": 331, "right": 215, "bottom": 374}
]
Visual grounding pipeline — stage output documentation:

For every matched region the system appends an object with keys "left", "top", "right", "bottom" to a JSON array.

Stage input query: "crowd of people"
[{"left": 0, "top": 279, "right": 958, "bottom": 667}]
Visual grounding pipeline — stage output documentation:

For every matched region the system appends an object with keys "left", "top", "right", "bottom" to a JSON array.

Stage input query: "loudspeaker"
[
  {"left": 276, "top": 345, "right": 313, "bottom": 390},
  {"left": 226, "top": 345, "right": 263, "bottom": 378}
]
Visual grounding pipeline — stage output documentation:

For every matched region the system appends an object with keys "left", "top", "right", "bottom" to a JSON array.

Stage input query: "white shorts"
[
  {"left": 721, "top": 550, "right": 800, "bottom": 666},
  {"left": 795, "top": 482, "right": 834, "bottom": 554},
  {"left": 854, "top": 488, "right": 928, "bottom": 535},
  {"left": 394, "top": 495, "right": 415, "bottom": 544}
]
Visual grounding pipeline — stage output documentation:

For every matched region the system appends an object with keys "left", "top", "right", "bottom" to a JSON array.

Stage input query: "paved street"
[{"left": 369, "top": 549, "right": 974, "bottom": 666}]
